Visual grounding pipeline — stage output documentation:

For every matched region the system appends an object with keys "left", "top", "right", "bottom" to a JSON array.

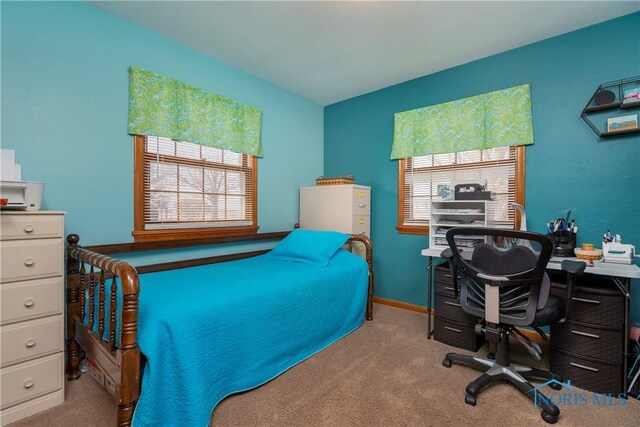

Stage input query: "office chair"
[{"left": 441, "top": 228, "right": 586, "bottom": 424}]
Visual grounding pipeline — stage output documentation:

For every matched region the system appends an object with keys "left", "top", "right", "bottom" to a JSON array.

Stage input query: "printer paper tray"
[{"left": 0, "top": 204, "right": 28, "bottom": 210}]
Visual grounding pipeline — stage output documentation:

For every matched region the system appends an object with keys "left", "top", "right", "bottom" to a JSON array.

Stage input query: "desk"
[{"left": 422, "top": 247, "right": 640, "bottom": 394}]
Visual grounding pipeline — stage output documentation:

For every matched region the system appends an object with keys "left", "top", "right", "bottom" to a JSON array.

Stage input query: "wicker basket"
[
  {"left": 574, "top": 248, "right": 603, "bottom": 261},
  {"left": 315, "top": 175, "right": 354, "bottom": 186}
]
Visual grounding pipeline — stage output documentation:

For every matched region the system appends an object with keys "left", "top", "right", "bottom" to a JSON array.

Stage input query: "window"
[
  {"left": 397, "top": 146, "right": 525, "bottom": 234},
  {"left": 133, "top": 135, "right": 257, "bottom": 242}
]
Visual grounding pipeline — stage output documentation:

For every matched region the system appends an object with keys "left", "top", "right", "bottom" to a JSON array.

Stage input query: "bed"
[{"left": 65, "top": 229, "right": 374, "bottom": 426}]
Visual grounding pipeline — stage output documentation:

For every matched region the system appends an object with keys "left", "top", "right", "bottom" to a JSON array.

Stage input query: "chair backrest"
[{"left": 445, "top": 228, "right": 553, "bottom": 326}]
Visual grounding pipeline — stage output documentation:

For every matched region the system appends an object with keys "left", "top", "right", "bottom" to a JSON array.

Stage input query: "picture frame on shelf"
[
  {"left": 607, "top": 114, "right": 638, "bottom": 132},
  {"left": 622, "top": 86, "right": 640, "bottom": 104},
  {"left": 436, "top": 184, "right": 454, "bottom": 201}
]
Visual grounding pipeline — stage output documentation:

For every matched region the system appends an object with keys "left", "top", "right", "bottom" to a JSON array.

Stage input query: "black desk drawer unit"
[
  {"left": 433, "top": 266, "right": 484, "bottom": 351},
  {"left": 549, "top": 276, "right": 625, "bottom": 394}
]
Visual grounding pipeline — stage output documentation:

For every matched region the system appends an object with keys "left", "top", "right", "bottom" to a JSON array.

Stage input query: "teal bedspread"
[{"left": 131, "top": 249, "right": 368, "bottom": 427}]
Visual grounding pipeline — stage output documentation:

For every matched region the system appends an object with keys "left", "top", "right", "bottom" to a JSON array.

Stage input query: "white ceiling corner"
[{"left": 92, "top": 1, "right": 640, "bottom": 106}]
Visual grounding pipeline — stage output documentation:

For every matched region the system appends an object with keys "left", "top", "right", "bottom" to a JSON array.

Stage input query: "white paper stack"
[{"left": 0, "top": 149, "right": 22, "bottom": 181}]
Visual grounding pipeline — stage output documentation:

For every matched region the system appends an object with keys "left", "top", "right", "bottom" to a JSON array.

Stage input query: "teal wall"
[
  {"left": 1, "top": 2, "right": 323, "bottom": 263},
  {"left": 324, "top": 13, "right": 640, "bottom": 322}
]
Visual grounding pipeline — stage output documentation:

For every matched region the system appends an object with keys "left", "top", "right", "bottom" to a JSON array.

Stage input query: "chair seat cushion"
[{"left": 531, "top": 295, "right": 563, "bottom": 326}]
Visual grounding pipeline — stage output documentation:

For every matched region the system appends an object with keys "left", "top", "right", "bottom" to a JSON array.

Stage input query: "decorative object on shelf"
[
  {"left": 315, "top": 175, "right": 354, "bottom": 186},
  {"left": 436, "top": 184, "right": 454, "bottom": 201},
  {"left": 454, "top": 183, "right": 492, "bottom": 200},
  {"left": 581, "top": 75, "right": 640, "bottom": 137},
  {"left": 594, "top": 89, "right": 616, "bottom": 105},
  {"left": 607, "top": 114, "right": 638, "bottom": 132},
  {"left": 623, "top": 86, "right": 640, "bottom": 104}
]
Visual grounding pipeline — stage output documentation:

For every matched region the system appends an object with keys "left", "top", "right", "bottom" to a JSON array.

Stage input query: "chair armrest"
[
  {"left": 558, "top": 260, "right": 586, "bottom": 323},
  {"left": 561, "top": 260, "right": 587, "bottom": 275},
  {"left": 477, "top": 272, "right": 510, "bottom": 283}
]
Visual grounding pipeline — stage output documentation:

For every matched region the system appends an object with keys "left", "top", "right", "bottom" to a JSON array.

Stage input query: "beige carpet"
[{"left": 9, "top": 304, "right": 638, "bottom": 426}]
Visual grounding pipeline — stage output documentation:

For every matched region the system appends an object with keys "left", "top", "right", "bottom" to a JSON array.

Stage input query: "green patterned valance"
[
  {"left": 391, "top": 84, "right": 533, "bottom": 159},
  {"left": 128, "top": 66, "right": 263, "bottom": 157}
]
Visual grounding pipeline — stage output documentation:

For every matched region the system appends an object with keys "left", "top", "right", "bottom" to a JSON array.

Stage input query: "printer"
[
  {"left": 0, "top": 148, "right": 44, "bottom": 211},
  {"left": 603, "top": 242, "right": 635, "bottom": 265},
  {"left": 0, "top": 181, "right": 44, "bottom": 211}
]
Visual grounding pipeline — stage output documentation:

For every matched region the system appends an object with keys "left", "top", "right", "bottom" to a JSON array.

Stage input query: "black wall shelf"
[{"left": 581, "top": 76, "right": 640, "bottom": 137}]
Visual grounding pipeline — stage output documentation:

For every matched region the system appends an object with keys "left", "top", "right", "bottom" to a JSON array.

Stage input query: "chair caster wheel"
[
  {"left": 465, "top": 394, "right": 476, "bottom": 406},
  {"left": 487, "top": 352, "right": 495, "bottom": 360},
  {"left": 442, "top": 359, "right": 452, "bottom": 368},
  {"left": 549, "top": 382, "right": 562, "bottom": 390},
  {"left": 541, "top": 410, "right": 558, "bottom": 424}
]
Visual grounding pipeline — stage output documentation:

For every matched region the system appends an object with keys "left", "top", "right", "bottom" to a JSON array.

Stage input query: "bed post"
[
  {"left": 349, "top": 234, "right": 374, "bottom": 321},
  {"left": 362, "top": 237, "right": 374, "bottom": 321},
  {"left": 66, "top": 234, "right": 82, "bottom": 380},
  {"left": 117, "top": 264, "right": 141, "bottom": 427}
]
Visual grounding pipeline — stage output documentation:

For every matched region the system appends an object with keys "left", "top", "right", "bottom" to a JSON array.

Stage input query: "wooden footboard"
[
  {"left": 66, "top": 234, "right": 140, "bottom": 426},
  {"left": 65, "top": 231, "right": 374, "bottom": 426}
]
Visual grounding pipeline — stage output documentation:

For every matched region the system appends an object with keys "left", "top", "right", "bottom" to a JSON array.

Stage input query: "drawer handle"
[
  {"left": 24, "top": 298, "right": 35, "bottom": 308},
  {"left": 24, "top": 258, "right": 35, "bottom": 267},
  {"left": 571, "top": 297, "right": 600, "bottom": 304},
  {"left": 23, "top": 380, "right": 34, "bottom": 389},
  {"left": 444, "top": 274, "right": 451, "bottom": 278},
  {"left": 25, "top": 339, "right": 36, "bottom": 348},
  {"left": 444, "top": 286, "right": 455, "bottom": 291},
  {"left": 571, "top": 330, "right": 600, "bottom": 339},
  {"left": 570, "top": 362, "right": 599, "bottom": 373},
  {"left": 444, "top": 326, "right": 462, "bottom": 334},
  {"left": 358, "top": 204, "right": 366, "bottom": 208},
  {"left": 23, "top": 225, "right": 35, "bottom": 233},
  {"left": 445, "top": 301, "right": 461, "bottom": 308}
]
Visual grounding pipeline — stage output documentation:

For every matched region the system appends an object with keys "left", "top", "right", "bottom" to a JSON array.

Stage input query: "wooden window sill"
[
  {"left": 132, "top": 226, "right": 259, "bottom": 243},
  {"left": 397, "top": 225, "right": 429, "bottom": 235}
]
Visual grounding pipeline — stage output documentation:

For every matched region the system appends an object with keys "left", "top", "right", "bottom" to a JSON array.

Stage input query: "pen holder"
[{"left": 547, "top": 230, "right": 576, "bottom": 257}]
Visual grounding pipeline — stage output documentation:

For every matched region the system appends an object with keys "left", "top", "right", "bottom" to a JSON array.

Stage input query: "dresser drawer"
[
  {"left": 1, "top": 278, "right": 63, "bottom": 325},
  {"left": 0, "top": 239, "right": 63, "bottom": 283},
  {"left": 550, "top": 348, "right": 622, "bottom": 395},
  {"left": 550, "top": 282, "right": 624, "bottom": 330},
  {"left": 0, "top": 215, "right": 63, "bottom": 241},
  {"left": 1, "top": 316, "right": 63, "bottom": 368},
  {"left": 352, "top": 215, "right": 370, "bottom": 236},
  {"left": 551, "top": 321, "right": 623, "bottom": 365},
  {"left": 352, "top": 189, "right": 370, "bottom": 216},
  {"left": 0, "top": 353, "right": 63, "bottom": 410},
  {"left": 434, "top": 293, "right": 477, "bottom": 324},
  {"left": 434, "top": 316, "right": 484, "bottom": 352}
]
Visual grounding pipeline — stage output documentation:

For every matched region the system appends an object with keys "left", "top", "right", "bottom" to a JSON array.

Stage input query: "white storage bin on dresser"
[
  {"left": 299, "top": 184, "right": 371, "bottom": 258},
  {"left": 0, "top": 211, "right": 65, "bottom": 426}
]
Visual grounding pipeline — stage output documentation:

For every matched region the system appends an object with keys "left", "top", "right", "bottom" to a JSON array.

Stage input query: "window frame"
[
  {"left": 397, "top": 145, "right": 526, "bottom": 235},
  {"left": 133, "top": 135, "right": 259, "bottom": 243}
]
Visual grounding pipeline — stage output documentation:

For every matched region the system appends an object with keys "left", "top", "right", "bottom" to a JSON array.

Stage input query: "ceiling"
[{"left": 93, "top": 1, "right": 640, "bottom": 106}]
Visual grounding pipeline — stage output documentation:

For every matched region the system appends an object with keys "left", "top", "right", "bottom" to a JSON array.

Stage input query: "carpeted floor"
[{"left": 9, "top": 304, "right": 638, "bottom": 426}]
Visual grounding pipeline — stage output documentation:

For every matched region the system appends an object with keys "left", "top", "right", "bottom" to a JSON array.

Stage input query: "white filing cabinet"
[
  {"left": 299, "top": 184, "right": 371, "bottom": 257},
  {"left": 0, "top": 211, "right": 65, "bottom": 426}
]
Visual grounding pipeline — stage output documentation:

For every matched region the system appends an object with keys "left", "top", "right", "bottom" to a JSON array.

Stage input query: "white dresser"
[
  {"left": 299, "top": 184, "right": 371, "bottom": 257},
  {"left": 0, "top": 211, "right": 65, "bottom": 426}
]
